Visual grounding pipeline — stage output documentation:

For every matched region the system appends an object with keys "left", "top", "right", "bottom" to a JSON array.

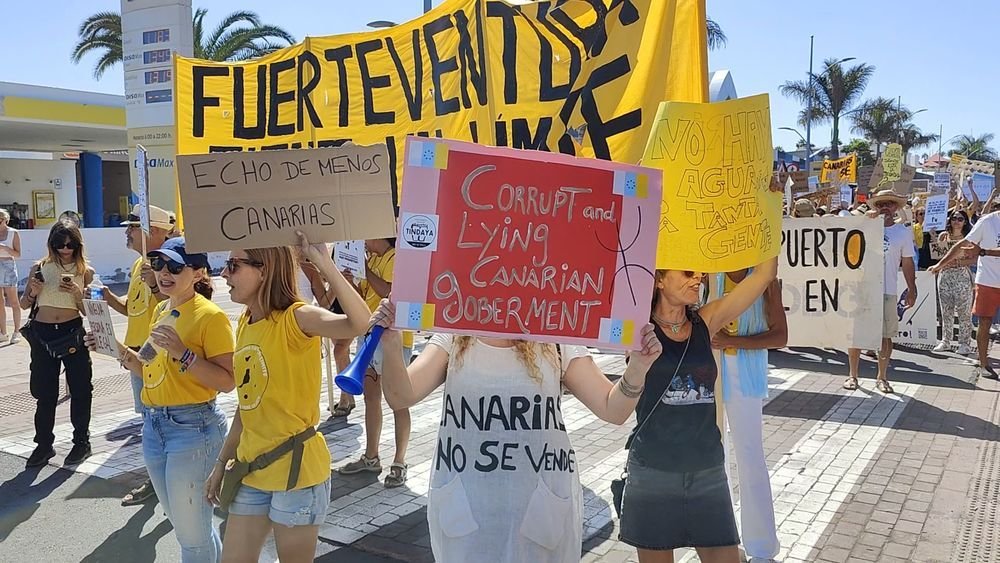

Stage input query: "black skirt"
[{"left": 618, "top": 459, "right": 739, "bottom": 550}]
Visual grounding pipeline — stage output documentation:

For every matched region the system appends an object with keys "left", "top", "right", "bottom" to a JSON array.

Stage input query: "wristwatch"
[{"left": 980, "top": 249, "right": 989, "bottom": 257}]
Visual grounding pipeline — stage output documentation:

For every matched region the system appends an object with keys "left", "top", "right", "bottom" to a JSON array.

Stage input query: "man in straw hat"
[
  {"left": 844, "top": 190, "right": 917, "bottom": 394},
  {"left": 931, "top": 200, "right": 1000, "bottom": 380},
  {"left": 102, "top": 204, "right": 176, "bottom": 505}
]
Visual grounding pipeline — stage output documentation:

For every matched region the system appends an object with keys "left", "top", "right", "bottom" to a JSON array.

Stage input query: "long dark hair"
[
  {"left": 43, "top": 219, "right": 87, "bottom": 275},
  {"left": 194, "top": 268, "right": 214, "bottom": 300},
  {"left": 949, "top": 210, "right": 972, "bottom": 237}
]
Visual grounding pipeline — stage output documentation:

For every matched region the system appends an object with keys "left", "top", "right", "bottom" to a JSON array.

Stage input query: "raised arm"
[
  {"left": 295, "top": 233, "right": 371, "bottom": 339},
  {"left": 699, "top": 256, "right": 779, "bottom": 335},
  {"left": 371, "top": 299, "right": 448, "bottom": 410},
  {"left": 711, "top": 279, "right": 788, "bottom": 350}
]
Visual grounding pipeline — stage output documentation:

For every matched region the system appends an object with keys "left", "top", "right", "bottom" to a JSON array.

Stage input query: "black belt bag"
[
  {"left": 42, "top": 328, "right": 85, "bottom": 359},
  {"left": 218, "top": 427, "right": 317, "bottom": 512}
]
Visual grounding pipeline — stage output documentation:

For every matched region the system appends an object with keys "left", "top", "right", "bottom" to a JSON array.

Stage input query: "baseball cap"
[{"left": 147, "top": 237, "right": 210, "bottom": 270}]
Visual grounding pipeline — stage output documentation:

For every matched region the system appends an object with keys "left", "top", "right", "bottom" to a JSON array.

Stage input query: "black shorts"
[{"left": 618, "top": 459, "right": 739, "bottom": 550}]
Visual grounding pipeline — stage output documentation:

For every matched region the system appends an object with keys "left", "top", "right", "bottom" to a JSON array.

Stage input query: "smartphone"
[
  {"left": 61, "top": 275, "right": 73, "bottom": 283},
  {"left": 33, "top": 270, "right": 44, "bottom": 282}
]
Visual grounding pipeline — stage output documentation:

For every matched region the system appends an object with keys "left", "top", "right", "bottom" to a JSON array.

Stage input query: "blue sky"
[{"left": 2, "top": 0, "right": 996, "bottom": 156}]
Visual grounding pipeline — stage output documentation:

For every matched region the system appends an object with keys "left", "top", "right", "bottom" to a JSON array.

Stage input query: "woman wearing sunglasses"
[
  {"left": 931, "top": 210, "right": 975, "bottom": 354},
  {"left": 87, "top": 236, "right": 234, "bottom": 562},
  {"left": 618, "top": 259, "right": 777, "bottom": 563},
  {"left": 18, "top": 220, "right": 95, "bottom": 468},
  {"left": 203, "top": 233, "right": 369, "bottom": 562}
]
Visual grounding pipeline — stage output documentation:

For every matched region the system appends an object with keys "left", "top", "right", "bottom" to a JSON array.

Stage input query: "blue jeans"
[{"left": 142, "top": 402, "right": 227, "bottom": 563}]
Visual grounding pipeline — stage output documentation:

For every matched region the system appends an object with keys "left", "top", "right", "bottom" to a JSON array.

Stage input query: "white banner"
[
  {"left": 893, "top": 271, "right": 938, "bottom": 348},
  {"left": 923, "top": 194, "right": 948, "bottom": 232},
  {"left": 933, "top": 171, "right": 951, "bottom": 189},
  {"left": 780, "top": 217, "right": 885, "bottom": 350}
]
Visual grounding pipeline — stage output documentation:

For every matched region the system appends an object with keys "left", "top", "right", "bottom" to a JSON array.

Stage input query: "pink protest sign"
[{"left": 393, "top": 138, "right": 662, "bottom": 350}]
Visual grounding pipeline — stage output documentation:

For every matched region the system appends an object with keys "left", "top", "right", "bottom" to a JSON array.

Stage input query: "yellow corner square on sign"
[
  {"left": 636, "top": 174, "right": 649, "bottom": 199},
  {"left": 421, "top": 303, "right": 436, "bottom": 330},
  {"left": 621, "top": 320, "right": 635, "bottom": 346},
  {"left": 434, "top": 145, "right": 449, "bottom": 170}
]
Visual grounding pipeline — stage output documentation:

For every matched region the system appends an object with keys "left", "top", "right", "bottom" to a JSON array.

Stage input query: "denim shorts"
[
  {"left": 229, "top": 478, "right": 331, "bottom": 527},
  {"left": 618, "top": 459, "right": 739, "bottom": 550}
]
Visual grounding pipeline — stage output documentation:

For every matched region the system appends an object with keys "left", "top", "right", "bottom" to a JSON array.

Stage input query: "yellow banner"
[
  {"left": 879, "top": 143, "right": 903, "bottom": 186},
  {"left": 642, "top": 94, "right": 781, "bottom": 271},
  {"left": 820, "top": 153, "right": 857, "bottom": 184},
  {"left": 172, "top": 0, "right": 707, "bottom": 216}
]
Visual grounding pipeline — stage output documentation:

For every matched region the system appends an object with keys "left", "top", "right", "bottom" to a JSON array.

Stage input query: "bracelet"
[
  {"left": 618, "top": 376, "right": 644, "bottom": 399},
  {"left": 179, "top": 349, "right": 197, "bottom": 372}
]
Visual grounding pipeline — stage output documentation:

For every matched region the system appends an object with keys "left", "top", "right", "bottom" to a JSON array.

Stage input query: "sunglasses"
[
  {"left": 52, "top": 240, "right": 80, "bottom": 250},
  {"left": 224, "top": 258, "right": 263, "bottom": 274},
  {"left": 150, "top": 256, "right": 188, "bottom": 275},
  {"left": 951, "top": 216, "right": 966, "bottom": 222}
]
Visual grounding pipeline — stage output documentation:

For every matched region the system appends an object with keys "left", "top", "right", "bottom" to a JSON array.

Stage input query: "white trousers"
[{"left": 722, "top": 355, "right": 779, "bottom": 560}]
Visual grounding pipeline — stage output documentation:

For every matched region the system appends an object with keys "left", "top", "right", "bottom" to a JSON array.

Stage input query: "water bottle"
[
  {"left": 88, "top": 276, "right": 105, "bottom": 300},
  {"left": 137, "top": 309, "right": 181, "bottom": 363}
]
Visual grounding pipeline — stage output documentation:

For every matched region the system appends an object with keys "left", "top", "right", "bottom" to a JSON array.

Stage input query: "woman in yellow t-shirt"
[
  {"left": 204, "top": 233, "right": 370, "bottom": 563},
  {"left": 87, "top": 237, "right": 235, "bottom": 562}
]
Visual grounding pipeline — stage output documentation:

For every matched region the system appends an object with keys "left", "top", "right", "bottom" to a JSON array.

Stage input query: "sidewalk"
[{"left": 0, "top": 287, "right": 997, "bottom": 562}]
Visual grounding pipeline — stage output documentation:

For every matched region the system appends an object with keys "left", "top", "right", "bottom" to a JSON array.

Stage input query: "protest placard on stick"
[
  {"left": 392, "top": 138, "right": 662, "bottom": 350},
  {"left": 820, "top": 154, "right": 858, "bottom": 184},
  {"left": 176, "top": 145, "right": 397, "bottom": 252},
  {"left": 642, "top": 93, "right": 782, "bottom": 272},
  {"left": 923, "top": 194, "right": 948, "bottom": 232}
]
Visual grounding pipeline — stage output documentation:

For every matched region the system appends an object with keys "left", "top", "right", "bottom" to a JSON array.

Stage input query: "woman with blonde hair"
[
  {"left": 87, "top": 236, "right": 235, "bottom": 562},
  {"left": 19, "top": 219, "right": 94, "bottom": 468},
  {"left": 204, "top": 233, "right": 370, "bottom": 563},
  {"left": 369, "top": 299, "right": 661, "bottom": 562},
  {"left": 0, "top": 207, "right": 22, "bottom": 343}
]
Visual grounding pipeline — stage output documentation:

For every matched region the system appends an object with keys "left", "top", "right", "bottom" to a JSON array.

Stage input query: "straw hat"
[
  {"left": 793, "top": 199, "right": 816, "bottom": 217},
  {"left": 868, "top": 189, "right": 908, "bottom": 207}
]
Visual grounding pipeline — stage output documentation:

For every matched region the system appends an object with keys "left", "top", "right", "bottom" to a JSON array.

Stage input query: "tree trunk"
[{"left": 830, "top": 118, "right": 841, "bottom": 159}]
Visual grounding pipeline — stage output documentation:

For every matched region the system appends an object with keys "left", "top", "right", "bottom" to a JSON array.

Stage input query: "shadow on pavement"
[
  {"left": 80, "top": 501, "right": 171, "bottom": 563},
  {"left": 0, "top": 465, "right": 73, "bottom": 541},
  {"left": 773, "top": 348, "right": 977, "bottom": 389}
]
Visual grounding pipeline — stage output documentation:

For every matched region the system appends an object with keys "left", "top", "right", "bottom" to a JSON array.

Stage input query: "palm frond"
[
  {"left": 204, "top": 11, "right": 263, "bottom": 53},
  {"left": 706, "top": 17, "right": 726, "bottom": 50}
]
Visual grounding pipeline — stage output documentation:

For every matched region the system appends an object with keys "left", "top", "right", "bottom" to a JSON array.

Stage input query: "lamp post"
[{"left": 803, "top": 41, "right": 856, "bottom": 170}]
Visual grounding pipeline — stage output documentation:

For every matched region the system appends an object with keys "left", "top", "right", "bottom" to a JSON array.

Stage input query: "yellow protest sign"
[
  {"left": 820, "top": 153, "right": 857, "bottom": 183},
  {"left": 879, "top": 143, "right": 903, "bottom": 186},
  {"left": 172, "top": 0, "right": 708, "bottom": 221},
  {"left": 642, "top": 93, "right": 782, "bottom": 271}
]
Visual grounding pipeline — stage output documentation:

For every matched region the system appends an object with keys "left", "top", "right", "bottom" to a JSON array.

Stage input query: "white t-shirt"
[
  {"left": 884, "top": 223, "right": 915, "bottom": 295},
  {"left": 425, "top": 333, "right": 590, "bottom": 563},
  {"left": 966, "top": 212, "right": 1000, "bottom": 288}
]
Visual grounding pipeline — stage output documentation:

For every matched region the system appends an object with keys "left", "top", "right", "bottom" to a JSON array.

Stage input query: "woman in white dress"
[{"left": 369, "top": 299, "right": 661, "bottom": 563}]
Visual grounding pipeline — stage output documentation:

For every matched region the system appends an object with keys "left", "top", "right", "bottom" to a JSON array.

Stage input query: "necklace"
[{"left": 652, "top": 312, "right": 687, "bottom": 334}]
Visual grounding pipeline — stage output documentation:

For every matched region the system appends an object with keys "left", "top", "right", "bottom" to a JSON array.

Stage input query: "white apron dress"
[{"left": 426, "top": 333, "right": 588, "bottom": 563}]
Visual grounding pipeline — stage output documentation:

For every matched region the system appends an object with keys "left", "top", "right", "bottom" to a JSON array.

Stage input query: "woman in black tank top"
[{"left": 618, "top": 257, "right": 778, "bottom": 563}]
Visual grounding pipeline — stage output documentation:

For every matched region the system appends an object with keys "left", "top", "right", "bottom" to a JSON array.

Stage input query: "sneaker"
[
  {"left": 65, "top": 443, "right": 92, "bottom": 465},
  {"left": 983, "top": 366, "right": 1000, "bottom": 380},
  {"left": 338, "top": 454, "right": 382, "bottom": 475},
  {"left": 956, "top": 342, "right": 972, "bottom": 355},
  {"left": 25, "top": 445, "right": 56, "bottom": 468},
  {"left": 384, "top": 463, "right": 408, "bottom": 488},
  {"left": 8, "top": 332, "right": 19, "bottom": 344},
  {"left": 121, "top": 479, "right": 157, "bottom": 506},
  {"left": 933, "top": 340, "right": 951, "bottom": 352}
]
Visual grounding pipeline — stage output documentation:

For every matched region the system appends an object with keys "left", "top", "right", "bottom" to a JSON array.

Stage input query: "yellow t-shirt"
[
  {"left": 235, "top": 303, "right": 331, "bottom": 490},
  {"left": 124, "top": 258, "right": 157, "bottom": 347},
  {"left": 141, "top": 294, "right": 235, "bottom": 407},
  {"left": 360, "top": 248, "right": 413, "bottom": 348}
]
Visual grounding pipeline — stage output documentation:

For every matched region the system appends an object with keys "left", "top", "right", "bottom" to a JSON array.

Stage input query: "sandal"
[
  {"left": 331, "top": 403, "right": 355, "bottom": 417},
  {"left": 121, "top": 480, "right": 157, "bottom": 506},
  {"left": 843, "top": 377, "right": 859, "bottom": 390},
  {"left": 876, "top": 379, "right": 894, "bottom": 394},
  {"left": 384, "top": 463, "right": 408, "bottom": 488}
]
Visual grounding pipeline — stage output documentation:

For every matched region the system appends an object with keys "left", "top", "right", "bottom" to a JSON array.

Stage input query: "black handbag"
[
  {"left": 42, "top": 327, "right": 85, "bottom": 359},
  {"left": 611, "top": 333, "right": 692, "bottom": 518},
  {"left": 18, "top": 305, "right": 38, "bottom": 345}
]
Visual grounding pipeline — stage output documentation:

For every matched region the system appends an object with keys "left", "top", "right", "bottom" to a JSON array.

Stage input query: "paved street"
[{"left": 0, "top": 282, "right": 998, "bottom": 562}]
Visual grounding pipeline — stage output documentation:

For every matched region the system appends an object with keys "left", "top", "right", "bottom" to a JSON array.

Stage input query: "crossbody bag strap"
[
  {"left": 623, "top": 329, "right": 693, "bottom": 450},
  {"left": 247, "top": 427, "right": 318, "bottom": 489}
]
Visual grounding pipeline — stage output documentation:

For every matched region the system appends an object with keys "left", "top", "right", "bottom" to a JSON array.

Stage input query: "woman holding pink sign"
[{"left": 369, "top": 298, "right": 661, "bottom": 563}]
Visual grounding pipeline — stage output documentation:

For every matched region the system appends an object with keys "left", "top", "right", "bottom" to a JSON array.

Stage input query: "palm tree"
[
  {"left": 707, "top": 18, "right": 727, "bottom": 50},
  {"left": 950, "top": 133, "right": 997, "bottom": 162},
  {"left": 897, "top": 125, "right": 939, "bottom": 157},
  {"left": 71, "top": 9, "right": 295, "bottom": 79},
  {"left": 849, "top": 97, "right": 909, "bottom": 160},
  {"left": 779, "top": 59, "right": 875, "bottom": 158}
]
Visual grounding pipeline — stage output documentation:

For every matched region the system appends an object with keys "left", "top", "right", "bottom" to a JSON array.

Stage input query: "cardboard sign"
[
  {"left": 333, "top": 240, "right": 366, "bottom": 281},
  {"left": 176, "top": 145, "right": 397, "bottom": 252},
  {"left": 894, "top": 271, "right": 938, "bottom": 349},
  {"left": 780, "top": 217, "right": 885, "bottom": 350},
  {"left": 880, "top": 144, "right": 903, "bottom": 186},
  {"left": 840, "top": 185, "right": 853, "bottom": 208},
  {"left": 820, "top": 154, "right": 858, "bottom": 183},
  {"left": 135, "top": 144, "right": 151, "bottom": 235},
  {"left": 910, "top": 179, "right": 929, "bottom": 194},
  {"left": 808, "top": 175, "right": 820, "bottom": 192},
  {"left": 923, "top": 194, "right": 948, "bottom": 232},
  {"left": 83, "top": 299, "right": 118, "bottom": 357},
  {"left": 642, "top": 93, "right": 781, "bottom": 272},
  {"left": 949, "top": 154, "right": 995, "bottom": 177},
  {"left": 869, "top": 162, "right": 916, "bottom": 193},
  {"left": 933, "top": 172, "right": 951, "bottom": 189},
  {"left": 393, "top": 138, "right": 662, "bottom": 350}
]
